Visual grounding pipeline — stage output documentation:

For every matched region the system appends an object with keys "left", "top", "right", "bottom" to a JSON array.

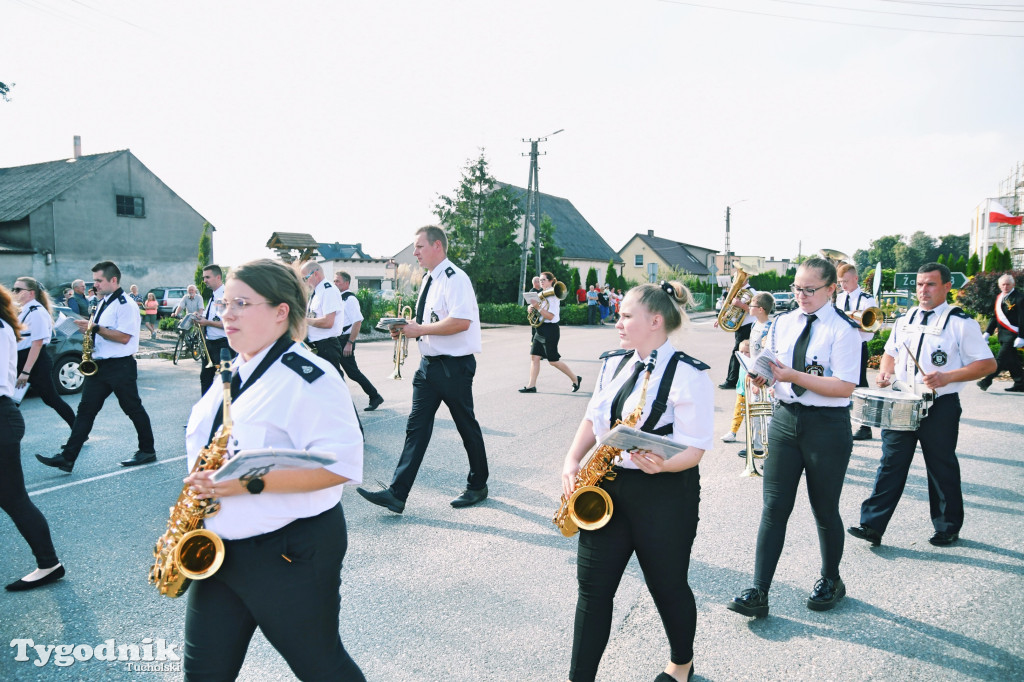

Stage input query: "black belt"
[
  {"left": 92, "top": 355, "right": 135, "bottom": 364},
  {"left": 777, "top": 402, "right": 846, "bottom": 412},
  {"left": 423, "top": 354, "right": 470, "bottom": 362}
]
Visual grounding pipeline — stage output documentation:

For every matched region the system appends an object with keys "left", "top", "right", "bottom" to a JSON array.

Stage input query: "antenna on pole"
[{"left": 517, "top": 129, "right": 564, "bottom": 303}]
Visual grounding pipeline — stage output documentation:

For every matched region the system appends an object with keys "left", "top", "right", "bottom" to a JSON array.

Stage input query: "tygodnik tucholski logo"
[{"left": 10, "top": 638, "right": 181, "bottom": 671}]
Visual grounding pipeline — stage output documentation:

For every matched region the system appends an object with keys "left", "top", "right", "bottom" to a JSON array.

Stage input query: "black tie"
[
  {"left": 611, "top": 361, "right": 645, "bottom": 423},
  {"left": 844, "top": 296, "right": 850, "bottom": 312},
  {"left": 416, "top": 275, "right": 433, "bottom": 324},
  {"left": 914, "top": 310, "right": 933, "bottom": 375},
  {"left": 792, "top": 314, "right": 817, "bottom": 397}
]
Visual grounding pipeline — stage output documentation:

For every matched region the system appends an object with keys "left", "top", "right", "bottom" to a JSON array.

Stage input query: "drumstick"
[{"left": 902, "top": 342, "right": 927, "bottom": 375}]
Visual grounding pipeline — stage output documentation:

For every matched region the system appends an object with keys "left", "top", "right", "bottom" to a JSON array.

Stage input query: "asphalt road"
[{"left": 1, "top": 318, "right": 1021, "bottom": 681}]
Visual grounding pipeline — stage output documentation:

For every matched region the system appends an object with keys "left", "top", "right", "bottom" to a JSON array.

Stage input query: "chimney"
[
  {"left": 73, "top": 135, "right": 81, "bottom": 159},
  {"left": 647, "top": 229, "right": 654, "bottom": 237}
]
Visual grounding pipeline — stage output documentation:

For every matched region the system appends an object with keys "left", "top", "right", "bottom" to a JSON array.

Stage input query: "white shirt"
[
  {"left": 750, "top": 318, "right": 772, "bottom": 356},
  {"left": 414, "top": 258, "right": 482, "bottom": 357},
  {"left": 185, "top": 341, "right": 363, "bottom": 540},
  {"left": 884, "top": 302, "right": 993, "bottom": 397},
  {"left": 0, "top": 320, "right": 16, "bottom": 398},
  {"left": 17, "top": 301, "right": 51, "bottom": 351},
  {"left": 306, "top": 279, "right": 344, "bottom": 341},
  {"left": 769, "top": 303, "right": 862, "bottom": 407},
  {"left": 585, "top": 339, "right": 714, "bottom": 469},
  {"left": 542, "top": 295, "right": 562, "bottom": 324},
  {"left": 204, "top": 285, "right": 227, "bottom": 341},
  {"left": 92, "top": 289, "right": 141, "bottom": 358},
  {"left": 836, "top": 288, "right": 876, "bottom": 343},
  {"left": 340, "top": 290, "right": 363, "bottom": 335}
]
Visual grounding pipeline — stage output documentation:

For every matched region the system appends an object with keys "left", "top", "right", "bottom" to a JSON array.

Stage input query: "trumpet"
[
  {"left": 741, "top": 375, "right": 772, "bottom": 478},
  {"left": 376, "top": 294, "right": 413, "bottom": 379},
  {"left": 78, "top": 323, "right": 99, "bottom": 376},
  {"left": 851, "top": 306, "right": 883, "bottom": 333},
  {"left": 527, "top": 281, "right": 567, "bottom": 328}
]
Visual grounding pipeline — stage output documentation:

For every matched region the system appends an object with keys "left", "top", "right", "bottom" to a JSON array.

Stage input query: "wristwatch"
[{"left": 240, "top": 473, "right": 265, "bottom": 495}]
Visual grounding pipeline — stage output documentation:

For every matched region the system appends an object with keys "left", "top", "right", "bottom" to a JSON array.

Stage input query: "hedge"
[{"left": 478, "top": 302, "right": 591, "bottom": 326}]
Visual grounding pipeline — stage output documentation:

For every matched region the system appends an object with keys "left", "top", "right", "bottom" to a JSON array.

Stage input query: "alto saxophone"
[
  {"left": 149, "top": 351, "right": 234, "bottom": 598},
  {"left": 78, "top": 323, "right": 99, "bottom": 376},
  {"left": 553, "top": 350, "right": 657, "bottom": 537}
]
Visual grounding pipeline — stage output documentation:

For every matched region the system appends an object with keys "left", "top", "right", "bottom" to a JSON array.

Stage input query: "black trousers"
[
  {"left": 389, "top": 355, "right": 488, "bottom": 501},
  {"left": 338, "top": 334, "right": 379, "bottom": 399},
  {"left": 570, "top": 467, "right": 700, "bottom": 682},
  {"left": 984, "top": 330, "right": 1023, "bottom": 386},
  {"left": 859, "top": 394, "right": 963, "bottom": 535},
  {"left": 754, "top": 403, "right": 852, "bottom": 591},
  {"left": 63, "top": 356, "right": 155, "bottom": 462},
  {"left": 858, "top": 341, "right": 869, "bottom": 388},
  {"left": 17, "top": 348, "right": 76, "bottom": 428},
  {"left": 200, "top": 338, "right": 233, "bottom": 395},
  {"left": 309, "top": 337, "right": 345, "bottom": 378},
  {"left": 724, "top": 324, "right": 753, "bottom": 386},
  {"left": 0, "top": 396, "right": 59, "bottom": 569},
  {"left": 587, "top": 305, "right": 598, "bottom": 325},
  {"left": 183, "top": 504, "right": 365, "bottom": 681}
]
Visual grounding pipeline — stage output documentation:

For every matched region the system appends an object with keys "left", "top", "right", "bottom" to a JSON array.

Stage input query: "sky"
[{"left": 2, "top": 0, "right": 1023, "bottom": 270}]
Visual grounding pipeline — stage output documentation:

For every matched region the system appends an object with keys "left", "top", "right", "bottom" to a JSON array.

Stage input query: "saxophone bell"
[{"left": 78, "top": 322, "right": 99, "bottom": 376}]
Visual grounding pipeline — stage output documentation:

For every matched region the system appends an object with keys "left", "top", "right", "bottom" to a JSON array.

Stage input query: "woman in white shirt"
[
  {"left": 180, "top": 259, "right": 365, "bottom": 681},
  {"left": 1, "top": 283, "right": 65, "bottom": 591},
  {"left": 561, "top": 281, "right": 713, "bottom": 682}
]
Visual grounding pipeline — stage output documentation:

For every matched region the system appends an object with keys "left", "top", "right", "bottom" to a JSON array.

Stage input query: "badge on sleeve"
[
  {"left": 931, "top": 348, "right": 948, "bottom": 367},
  {"left": 430, "top": 311, "right": 439, "bottom": 323},
  {"left": 805, "top": 356, "right": 825, "bottom": 376},
  {"left": 445, "top": 266, "right": 456, "bottom": 278},
  {"left": 280, "top": 352, "right": 325, "bottom": 383}
]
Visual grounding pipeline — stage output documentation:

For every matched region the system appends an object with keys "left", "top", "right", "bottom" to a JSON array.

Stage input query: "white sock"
[{"left": 21, "top": 564, "right": 61, "bottom": 582}]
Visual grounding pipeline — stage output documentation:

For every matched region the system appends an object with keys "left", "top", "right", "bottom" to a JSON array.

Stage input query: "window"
[
  {"left": 116, "top": 195, "right": 145, "bottom": 218},
  {"left": 634, "top": 254, "right": 643, "bottom": 266}
]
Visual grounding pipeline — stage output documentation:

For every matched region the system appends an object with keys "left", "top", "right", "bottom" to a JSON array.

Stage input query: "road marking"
[{"left": 28, "top": 455, "right": 188, "bottom": 497}]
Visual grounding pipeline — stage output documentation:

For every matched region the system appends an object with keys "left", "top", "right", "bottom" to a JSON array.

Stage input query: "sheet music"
[
  {"left": 54, "top": 313, "right": 82, "bottom": 337},
  {"left": 736, "top": 347, "right": 779, "bottom": 385},
  {"left": 522, "top": 292, "right": 542, "bottom": 305},
  {"left": 597, "top": 425, "right": 688, "bottom": 459}
]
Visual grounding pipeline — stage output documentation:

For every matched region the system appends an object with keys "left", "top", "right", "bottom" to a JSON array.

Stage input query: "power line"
[
  {"left": 657, "top": 0, "right": 1024, "bottom": 36},
  {"left": 764, "top": 0, "right": 1024, "bottom": 21},
  {"left": 880, "top": 1, "right": 1024, "bottom": 12}
]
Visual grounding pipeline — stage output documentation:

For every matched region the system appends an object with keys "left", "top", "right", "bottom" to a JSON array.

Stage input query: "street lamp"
[{"left": 385, "top": 258, "right": 397, "bottom": 291}]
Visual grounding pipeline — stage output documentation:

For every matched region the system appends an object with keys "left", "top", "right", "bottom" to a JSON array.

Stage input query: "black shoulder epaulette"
[
  {"left": 323, "top": 282, "right": 332, "bottom": 289},
  {"left": 280, "top": 352, "right": 325, "bottom": 383},
  {"left": 948, "top": 307, "right": 969, "bottom": 319},
  {"left": 833, "top": 309, "right": 860, "bottom": 329},
  {"left": 117, "top": 294, "right": 127, "bottom": 305},
  {"left": 0, "top": 319, "right": 5, "bottom": 328},
  {"left": 340, "top": 291, "right": 354, "bottom": 300},
  {"left": 675, "top": 351, "right": 710, "bottom": 371},
  {"left": 445, "top": 266, "right": 456, "bottom": 278},
  {"left": 598, "top": 348, "right": 631, "bottom": 360}
]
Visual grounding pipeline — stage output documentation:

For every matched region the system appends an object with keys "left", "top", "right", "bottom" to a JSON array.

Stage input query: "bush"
[
  {"left": 957, "top": 270, "right": 1023, "bottom": 317},
  {"left": 477, "top": 301, "right": 590, "bottom": 326},
  {"left": 158, "top": 317, "right": 179, "bottom": 331},
  {"left": 867, "top": 328, "right": 891, "bottom": 358}
]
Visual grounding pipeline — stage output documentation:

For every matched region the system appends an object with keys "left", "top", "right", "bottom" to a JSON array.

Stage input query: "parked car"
[
  {"left": 147, "top": 286, "right": 191, "bottom": 318},
  {"left": 771, "top": 291, "right": 797, "bottom": 312},
  {"left": 879, "top": 291, "right": 914, "bottom": 321},
  {"left": 45, "top": 305, "right": 86, "bottom": 395}
]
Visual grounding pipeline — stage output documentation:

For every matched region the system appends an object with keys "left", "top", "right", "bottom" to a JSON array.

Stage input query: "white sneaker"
[{"left": 721, "top": 432, "right": 737, "bottom": 443}]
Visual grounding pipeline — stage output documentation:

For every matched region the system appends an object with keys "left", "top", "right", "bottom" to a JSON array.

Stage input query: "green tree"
[
  {"left": 0, "top": 81, "right": 11, "bottom": 102},
  {"left": 936, "top": 253, "right": 947, "bottom": 267},
  {"left": 536, "top": 215, "right": 571, "bottom": 286},
  {"left": 967, "top": 253, "right": 981, "bottom": 276},
  {"left": 194, "top": 222, "right": 213, "bottom": 300},
  {"left": 984, "top": 244, "right": 1002, "bottom": 272},
  {"left": 1002, "top": 247, "right": 1014, "bottom": 271},
  {"left": 907, "top": 231, "right": 937, "bottom": 268},
  {"left": 605, "top": 260, "right": 619, "bottom": 289},
  {"left": 954, "top": 255, "right": 967, "bottom": 274},
  {"left": 586, "top": 267, "right": 599, "bottom": 289},
  {"left": 936, "top": 233, "right": 969, "bottom": 261},
  {"left": 957, "top": 270, "right": 1024, "bottom": 317},
  {"left": 568, "top": 268, "right": 582, "bottom": 300},
  {"left": 434, "top": 152, "right": 524, "bottom": 303}
]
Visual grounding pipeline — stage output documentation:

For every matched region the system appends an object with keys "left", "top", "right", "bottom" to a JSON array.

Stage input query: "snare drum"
[{"left": 850, "top": 388, "right": 924, "bottom": 431}]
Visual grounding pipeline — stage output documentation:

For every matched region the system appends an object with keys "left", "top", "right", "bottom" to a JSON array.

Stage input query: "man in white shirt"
[
  {"left": 836, "top": 264, "right": 878, "bottom": 440},
  {"left": 300, "top": 261, "right": 345, "bottom": 377},
  {"left": 196, "top": 265, "right": 232, "bottom": 394},
  {"left": 333, "top": 271, "right": 383, "bottom": 410}
]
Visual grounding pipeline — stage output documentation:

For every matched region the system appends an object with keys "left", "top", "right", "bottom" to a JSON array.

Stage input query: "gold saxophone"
[
  {"left": 149, "top": 351, "right": 234, "bottom": 598},
  {"left": 553, "top": 350, "right": 657, "bottom": 537},
  {"left": 78, "top": 323, "right": 98, "bottom": 376}
]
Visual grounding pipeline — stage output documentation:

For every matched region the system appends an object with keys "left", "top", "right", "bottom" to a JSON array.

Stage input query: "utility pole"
[
  {"left": 517, "top": 129, "right": 563, "bottom": 303},
  {"left": 724, "top": 206, "right": 731, "bottom": 279}
]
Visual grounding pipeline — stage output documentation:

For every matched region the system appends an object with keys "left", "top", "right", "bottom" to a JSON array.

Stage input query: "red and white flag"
[{"left": 989, "top": 199, "right": 1023, "bottom": 226}]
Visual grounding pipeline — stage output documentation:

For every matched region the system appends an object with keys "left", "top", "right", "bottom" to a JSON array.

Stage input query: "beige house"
[{"left": 619, "top": 230, "right": 716, "bottom": 284}]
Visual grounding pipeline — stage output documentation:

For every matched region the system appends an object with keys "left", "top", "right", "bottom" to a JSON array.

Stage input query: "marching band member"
[
  {"left": 978, "top": 273, "right": 1023, "bottom": 392},
  {"left": 1, "top": 284, "right": 65, "bottom": 591},
  {"left": 36, "top": 261, "right": 156, "bottom": 472},
  {"left": 334, "top": 271, "right": 384, "bottom": 410},
  {"left": 357, "top": 225, "right": 490, "bottom": 513},
  {"left": 519, "top": 271, "right": 582, "bottom": 394},
  {"left": 715, "top": 272, "right": 756, "bottom": 390},
  {"left": 562, "top": 281, "right": 713, "bottom": 682},
  {"left": 728, "top": 257, "right": 861, "bottom": 618},
  {"left": 195, "top": 265, "right": 232, "bottom": 395},
  {"left": 12, "top": 277, "right": 76, "bottom": 429},
  {"left": 181, "top": 259, "right": 365, "bottom": 680},
  {"left": 836, "top": 264, "right": 878, "bottom": 440},
  {"left": 300, "top": 261, "right": 345, "bottom": 377},
  {"left": 849, "top": 263, "right": 995, "bottom": 549}
]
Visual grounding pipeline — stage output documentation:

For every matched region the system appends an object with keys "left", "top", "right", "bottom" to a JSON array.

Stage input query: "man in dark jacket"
[
  {"left": 66, "top": 280, "right": 89, "bottom": 316},
  {"left": 979, "top": 273, "right": 1023, "bottom": 392}
]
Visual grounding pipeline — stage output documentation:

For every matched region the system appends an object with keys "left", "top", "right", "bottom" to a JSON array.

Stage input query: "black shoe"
[
  {"left": 572, "top": 375, "right": 582, "bottom": 393},
  {"left": 807, "top": 577, "right": 846, "bottom": 611},
  {"left": 737, "top": 448, "right": 764, "bottom": 458},
  {"left": 356, "top": 486, "right": 405, "bottom": 513},
  {"left": 852, "top": 426, "right": 872, "bottom": 441},
  {"left": 120, "top": 450, "right": 156, "bottom": 467},
  {"left": 718, "top": 382, "right": 737, "bottom": 390},
  {"left": 36, "top": 453, "right": 74, "bottom": 473},
  {"left": 1005, "top": 385, "right": 1024, "bottom": 393},
  {"left": 727, "top": 587, "right": 768, "bottom": 618},
  {"left": 5, "top": 564, "right": 65, "bottom": 592},
  {"left": 518, "top": 386, "right": 536, "bottom": 393},
  {"left": 451, "top": 486, "right": 488, "bottom": 508},
  {"left": 654, "top": 668, "right": 694, "bottom": 682},
  {"left": 847, "top": 525, "right": 882, "bottom": 547},
  {"left": 977, "top": 378, "right": 992, "bottom": 391},
  {"left": 364, "top": 395, "right": 384, "bottom": 411},
  {"left": 929, "top": 531, "right": 959, "bottom": 546}
]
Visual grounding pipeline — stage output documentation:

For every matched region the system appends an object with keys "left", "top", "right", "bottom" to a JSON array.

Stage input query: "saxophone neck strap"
[{"left": 207, "top": 334, "right": 293, "bottom": 443}]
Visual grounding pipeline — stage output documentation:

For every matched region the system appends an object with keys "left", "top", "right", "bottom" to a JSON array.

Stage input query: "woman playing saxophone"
[
  {"left": 560, "top": 281, "right": 713, "bottom": 682},
  {"left": 179, "top": 259, "right": 365, "bottom": 680}
]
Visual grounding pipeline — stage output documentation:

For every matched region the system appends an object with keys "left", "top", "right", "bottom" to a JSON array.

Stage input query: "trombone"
[
  {"left": 741, "top": 375, "right": 772, "bottom": 478},
  {"left": 192, "top": 313, "right": 214, "bottom": 368},
  {"left": 375, "top": 293, "right": 413, "bottom": 379}
]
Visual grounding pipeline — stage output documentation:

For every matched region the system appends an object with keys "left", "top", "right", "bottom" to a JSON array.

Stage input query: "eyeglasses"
[
  {"left": 11, "top": 287, "right": 27, "bottom": 293},
  {"left": 790, "top": 284, "right": 827, "bottom": 297},
  {"left": 212, "top": 298, "right": 273, "bottom": 315},
  {"left": 302, "top": 271, "right": 316, "bottom": 281}
]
